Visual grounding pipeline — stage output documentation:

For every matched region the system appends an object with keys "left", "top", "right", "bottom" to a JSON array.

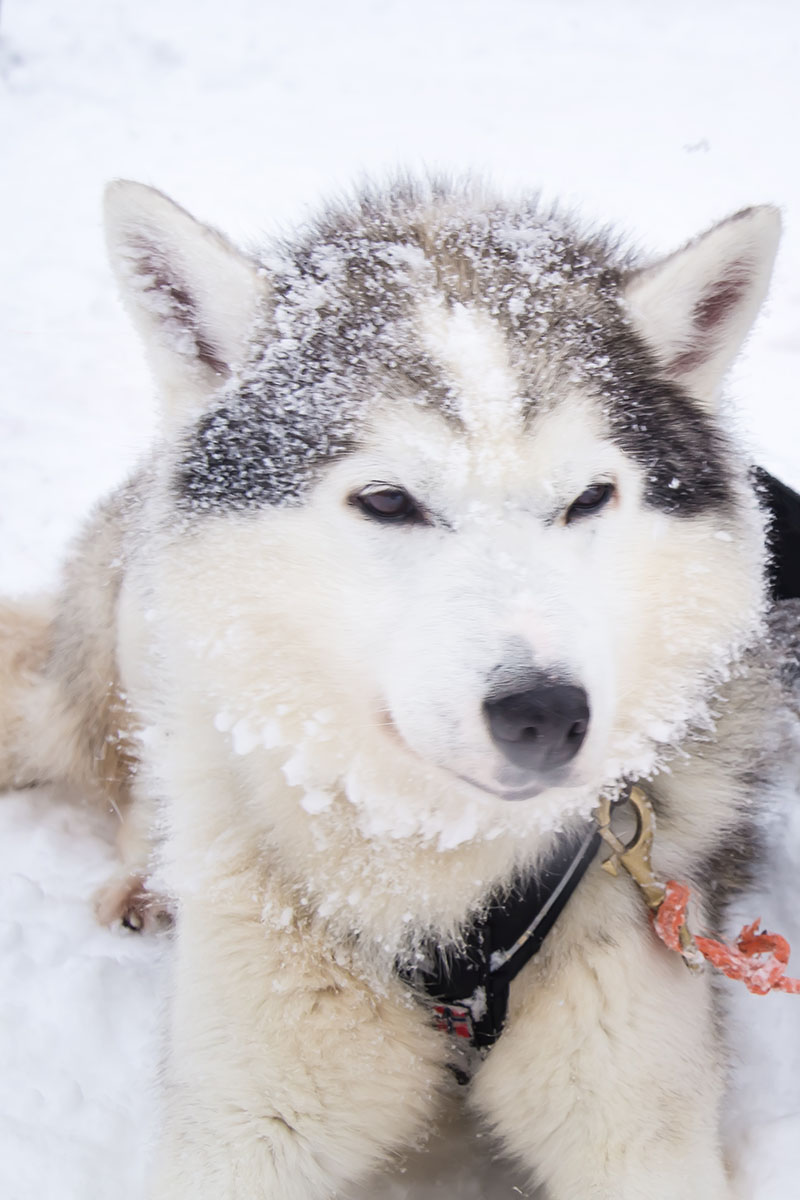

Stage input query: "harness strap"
[{"left": 398, "top": 823, "right": 600, "bottom": 1054}]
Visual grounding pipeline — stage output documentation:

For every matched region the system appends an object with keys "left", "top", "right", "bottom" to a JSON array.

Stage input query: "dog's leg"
[
  {"left": 0, "top": 597, "right": 54, "bottom": 790},
  {"left": 1, "top": 597, "right": 167, "bottom": 930},
  {"left": 93, "top": 786, "right": 171, "bottom": 931},
  {"left": 152, "top": 894, "right": 446, "bottom": 1200},
  {"left": 471, "top": 900, "right": 734, "bottom": 1199}
]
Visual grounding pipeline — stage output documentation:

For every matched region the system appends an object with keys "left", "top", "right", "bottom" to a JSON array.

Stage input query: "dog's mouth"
[
  {"left": 376, "top": 705, "right": 581, "bottom": 802},
  {"left": 453, "top": 768, "right": 584, "bottom": 802},
  {"left": 453, "top": 772, "right": 548, "bottom": 801},
  {"left": 376, "top": 664, "right": 597, "bottom": 804}
]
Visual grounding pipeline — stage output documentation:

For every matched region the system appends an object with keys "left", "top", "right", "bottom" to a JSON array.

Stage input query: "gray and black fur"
[{"left": 172, "top": 182, "right": 733, "bottom": 517}]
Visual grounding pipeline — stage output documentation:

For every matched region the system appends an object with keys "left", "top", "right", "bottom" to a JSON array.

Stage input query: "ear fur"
[
  {"left": 624, "top": 206, "right": 781, "bottom": 409},
  {"left": 104, "top": 181, "right": 268, "bottom": 424}
]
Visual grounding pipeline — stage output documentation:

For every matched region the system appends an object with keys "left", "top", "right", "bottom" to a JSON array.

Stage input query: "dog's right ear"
[
  {"left": 104, "top": 182, "right": 268, "bottom": 425},
  {"left": 623, "top": 205, "right": 781, "bottom": 411}
]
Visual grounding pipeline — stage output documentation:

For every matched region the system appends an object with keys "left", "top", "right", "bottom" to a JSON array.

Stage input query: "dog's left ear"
[
  {"left": 104, "top": 181, "right": 269, "bottom": 426},
  {"left": 623, "top": 206, "right": 781, "bottom": 409}
]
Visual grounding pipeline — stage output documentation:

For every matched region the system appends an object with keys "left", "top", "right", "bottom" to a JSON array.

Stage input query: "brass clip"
[{"left": 594, "top": 785, "right": 703, "bottom": 971}]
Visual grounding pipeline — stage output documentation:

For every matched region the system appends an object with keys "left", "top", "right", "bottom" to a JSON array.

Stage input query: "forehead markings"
[
  {"left": 416, "top": 297, "right": 522, "bottom": 438},
  {"left": 403, "top": 295, "right": 561, "bottom": 495}
]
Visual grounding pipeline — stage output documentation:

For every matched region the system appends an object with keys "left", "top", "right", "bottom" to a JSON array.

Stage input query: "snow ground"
[{"left": 1, "top": 1, "right": 799, "bottom": 1196}]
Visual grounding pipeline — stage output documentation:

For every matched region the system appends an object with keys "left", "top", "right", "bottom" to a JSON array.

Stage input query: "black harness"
[{"left": 397, "top": 823, "right": 601, "bottom": 1064}]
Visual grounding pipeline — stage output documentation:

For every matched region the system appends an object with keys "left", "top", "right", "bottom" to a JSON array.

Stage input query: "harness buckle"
[{"left": 594, "top": 785, "right": 703, "bottom": 970}]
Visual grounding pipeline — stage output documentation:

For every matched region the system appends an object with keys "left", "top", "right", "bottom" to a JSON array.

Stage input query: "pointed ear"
[
  {"left": 104, "top": 181, "right": 268, "bottom": 423},
  {"left": 623, "top": 206, "right": 781, "bottom": 409}
]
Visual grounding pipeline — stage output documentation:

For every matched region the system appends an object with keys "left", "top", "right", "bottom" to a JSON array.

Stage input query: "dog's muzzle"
[{"left": 483, "top": 677, "right": 590, "bottom": 772}]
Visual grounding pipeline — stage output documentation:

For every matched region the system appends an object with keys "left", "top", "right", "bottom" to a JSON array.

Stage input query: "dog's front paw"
[{"left": 94, "top": 872, "right": 173, "bottom": 933}]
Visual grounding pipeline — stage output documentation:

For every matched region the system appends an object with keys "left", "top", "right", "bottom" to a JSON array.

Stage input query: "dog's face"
[
  {"left": 107, "top": 182, "right": 777, "bottom": 820},
  {"left": 180, "top": 387, "right": 761, "bottom": 812}
]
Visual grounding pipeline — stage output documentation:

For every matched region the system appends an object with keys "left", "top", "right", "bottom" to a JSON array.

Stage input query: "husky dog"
[{"left": 2, "top": 178, "right": 798, "bottom": 1200}]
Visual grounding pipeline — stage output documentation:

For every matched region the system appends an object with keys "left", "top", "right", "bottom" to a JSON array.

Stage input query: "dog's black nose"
[{"left": 483, "top": 680, "right": 590, "bottom": 772}]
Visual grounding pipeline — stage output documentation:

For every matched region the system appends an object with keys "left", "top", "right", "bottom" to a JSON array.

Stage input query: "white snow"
[
  {"left": 2, "top": 1, "right": 800, "bottom": 1197},
  {"left": 300, "top": 789, "right": 334, "bottom": 815},
  {"left": 231, "top": 716, "right": 261, "bottom": 756}
]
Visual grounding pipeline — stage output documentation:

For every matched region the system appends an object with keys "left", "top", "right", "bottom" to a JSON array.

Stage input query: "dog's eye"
[
  {"left": 565, "top": 482, "right": 615, "bottom": 524},
  {"left": 351, "top": 485, "right": 425, "bottom": 525}
]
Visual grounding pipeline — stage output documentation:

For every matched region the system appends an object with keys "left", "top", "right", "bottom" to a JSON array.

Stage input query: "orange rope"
[{"left": 653, "top": 881, "right": 800, "bottom": 995}]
